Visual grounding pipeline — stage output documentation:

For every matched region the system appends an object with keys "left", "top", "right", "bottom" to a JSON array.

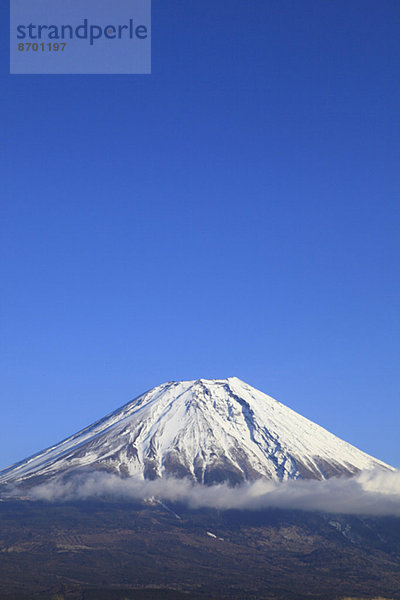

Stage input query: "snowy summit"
[{"left": 0, "top": 378, "right": 394, "bottom": 490}]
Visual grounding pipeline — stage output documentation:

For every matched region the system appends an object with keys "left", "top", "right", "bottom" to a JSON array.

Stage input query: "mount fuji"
[{"left": 0, "top": 377, "right": 393, "bottom": 491}]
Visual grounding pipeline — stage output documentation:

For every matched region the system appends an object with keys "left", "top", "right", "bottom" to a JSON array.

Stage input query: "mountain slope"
[
  {"left": 1, "top": 500, "right": 400, "bottom": 600},
  {"left": 0, "top": 377, "right": 393, "bottom": 489}
]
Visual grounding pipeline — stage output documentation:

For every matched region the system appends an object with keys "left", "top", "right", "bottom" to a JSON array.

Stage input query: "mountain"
[
  {"left": 1, "top": 499, "right": 400, "bottom": 600},
  {"left": 0, "top": 377, "right": 393, "bottom": 491}
]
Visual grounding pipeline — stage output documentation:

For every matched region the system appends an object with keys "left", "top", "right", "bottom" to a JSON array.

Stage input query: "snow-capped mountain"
[{"left": 0, "top": 378, "right": 394, "bottom": 489}]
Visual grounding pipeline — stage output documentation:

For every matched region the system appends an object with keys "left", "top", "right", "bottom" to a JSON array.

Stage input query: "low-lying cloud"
[{"left": 7, "top": 468, "right": 400, "bottom": 516}]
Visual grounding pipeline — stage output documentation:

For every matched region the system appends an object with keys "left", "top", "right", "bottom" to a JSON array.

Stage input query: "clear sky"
[{"left": 1, "top": 0, "right": 399, "bottom": 470}]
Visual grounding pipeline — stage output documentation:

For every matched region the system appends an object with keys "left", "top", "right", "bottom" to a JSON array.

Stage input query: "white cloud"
[{"left": 12, "top": 468, "right": 400, "bottom": 516}]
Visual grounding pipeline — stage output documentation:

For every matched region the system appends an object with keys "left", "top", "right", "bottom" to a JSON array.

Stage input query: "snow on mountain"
[{"left": 0, "top": 378, "right": 394, "bottom": 489}]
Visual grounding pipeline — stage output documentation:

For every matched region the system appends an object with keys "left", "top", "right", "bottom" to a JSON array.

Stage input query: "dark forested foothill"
[{"left": 0, "top": 500, "right": 399, "bottom": 600}]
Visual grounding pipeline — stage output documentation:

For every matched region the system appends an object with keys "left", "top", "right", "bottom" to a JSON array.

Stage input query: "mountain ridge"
[{"left": 0, "top": 377, "right": 394, "bottom": 491}]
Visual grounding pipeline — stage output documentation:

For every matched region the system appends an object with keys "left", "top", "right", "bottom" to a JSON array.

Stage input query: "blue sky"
[{"left": 1, "top": 0, "right": 399, "bottom": 470}]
